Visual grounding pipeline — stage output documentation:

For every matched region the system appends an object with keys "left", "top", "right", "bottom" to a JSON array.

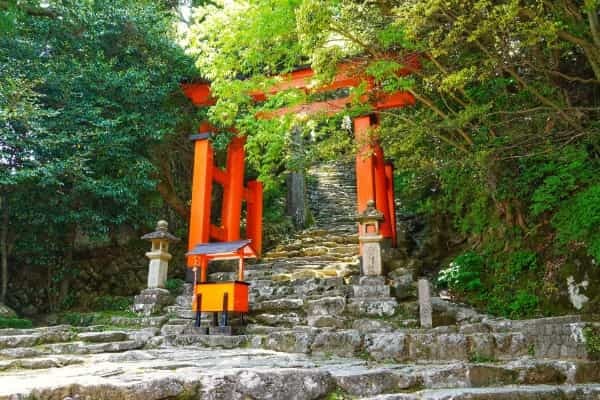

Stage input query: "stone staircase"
[
  {"left": 307, "top": 162, "right": 358, "bottom": 230},
  {"left": 1, "top": 162, "right": 599, "bottom": 399}
]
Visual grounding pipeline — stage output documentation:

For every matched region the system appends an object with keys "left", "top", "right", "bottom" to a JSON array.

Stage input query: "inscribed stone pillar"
[
  {"left": 361, "top": 237, "right": 383, "bottom": 276},
  {"left": 418, "top": 278, "right": 433, "bottom": 328}
]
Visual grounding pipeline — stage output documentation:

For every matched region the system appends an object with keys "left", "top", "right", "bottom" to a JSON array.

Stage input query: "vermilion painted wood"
[
  {"left": 187, "top": 138, "right": 213, "bottom": 263},
  {"left": 385, "top": 163, "right": 398, "bottom": 246},
  {"left": 246, "top": 180, "right": 263, "bottom": 257},
  {"left": 211, "top": 168, "right": 228, "bottom": 187},
  {"left": 209, "top": 225, "right": 226, "bottom": 242},
  {"left": 182, "top": 55, "right": 420, "bottom": 107},
  {"left": 354, "top": 116, "right": 376, "bottom": 216},
  {"left": 183, "top": 56, "right": 421, "bottom": 263},
  {"left": 374, "top": 144, "right": 392, "bottom": 239},
  {"left": 222, "top": 136, "right": 246, "bottom": 241},
  {"left": 256, "top": 90, "right": 416, "bottom": 119},
  {"left": 192, "top": 281, "right": 249, "bottom": 312}
]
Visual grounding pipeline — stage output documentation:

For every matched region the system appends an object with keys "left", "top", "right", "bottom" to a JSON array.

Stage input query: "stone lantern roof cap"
[
  {"left": 141, "top": 220, "right": 180, "bottom": 242},
  {"left": 356, "top": 200, "right": 384, "bottom": 221}
]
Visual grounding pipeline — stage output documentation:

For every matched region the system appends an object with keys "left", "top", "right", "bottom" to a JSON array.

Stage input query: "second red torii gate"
[{"left": 183, "top": 56, "right": 419, "bottom": 260}]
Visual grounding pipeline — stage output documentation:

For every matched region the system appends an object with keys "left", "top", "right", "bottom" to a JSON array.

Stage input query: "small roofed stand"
[{"left": 187, "top": 240, "right": 255, "bottom": 335}]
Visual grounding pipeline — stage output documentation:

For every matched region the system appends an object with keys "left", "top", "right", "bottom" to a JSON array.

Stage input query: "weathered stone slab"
[
  {"left": 364, "top": 332, "right": 408, "bottom": 362},
  {"left": 307, "top": 315, "right": 346, "bottom": 328},
  {"left": 311, "top": 330, "right": 362, "bottom": 357},
  {"left": 346, "top": 298, "right": 397, "bottom": 317},
  {"left": 77, "top": 331, "right": 129, "bottom": 343},
  {"left": 167, "top": 334, "right": 249, "bottom": 348},
  {"left": 306, "top": 296, "right": 346, "bottom": 316},
  {"left": 418, "top": 278, "right": 433, "bottom": 329},
  {"left": 351, "top": 284, "right": 390, "bottom": 298},
  {"left": 252, "top": 298, "right": 304, "bottom": 312},
  {"left": 333, "top": 369, "right": 406, "bottom": 396},
  {"left": 265, "top": 330, "right": 317, "bottom": 353}
]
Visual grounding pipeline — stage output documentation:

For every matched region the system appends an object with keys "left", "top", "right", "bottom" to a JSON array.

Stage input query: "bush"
[
  {"left": 59, "top": 312, "right": 96, "bottom": 327},
  {"left": 165, "top": 278, "right": 185, "bottom": 295},
  {"left": 0, "top": 317, "right": 33, "bottom": 329},
  {"left": 584, "top": 326, "right": 600, "bottom": 360},
  {"left": 439, "top": 249, "right": 542, "bottom": 319},
  {"left": 92, "top": 295, "right": 132, "bottom": 312},
  {"left": 437, "top": 251, "right": 484, "bottom": 294}
]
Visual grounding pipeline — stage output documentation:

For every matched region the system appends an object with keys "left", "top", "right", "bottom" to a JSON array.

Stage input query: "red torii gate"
[{"left": 183, "top": 56, "right": 419, "bottom": 266}]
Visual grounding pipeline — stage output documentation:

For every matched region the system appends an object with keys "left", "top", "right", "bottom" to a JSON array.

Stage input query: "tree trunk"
[
  {"left": 287, "top": 172, "right": 307, "bottom": 228},
  {"left": 286, "top": 126, "right": 308, "bottom": 228},
  {"left": 0, "top": 195, "right": 9, "bottom": 304}
]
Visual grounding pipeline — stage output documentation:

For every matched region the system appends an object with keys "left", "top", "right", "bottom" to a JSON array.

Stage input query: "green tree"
[
  {"left": 185, "top": 0, "right": 600, "bottom": 316},
  {"left": 1, "top": 0, "right": 198, "bottom": 310}
]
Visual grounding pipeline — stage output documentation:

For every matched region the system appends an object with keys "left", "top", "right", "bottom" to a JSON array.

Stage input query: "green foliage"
[
  {"left": 437, "top": 251, "right": 484, "bottom": 293},
  {"left": 165, "top": 278, "right": 185, "bottom": 295},
  {"left": 468, "top": 352, "right": 496, "bottom": 363},
  {"left": 323, "top": 388, "right": 354, "bottom": 400},
  {"left": 57, "top": 310, "right": 137, "bottom": 327},
  {"left": 0, "top": 317, "right": 33, "bottom": 329},
  {"left": 180, "top": 0, "right": 600, "bottom": 317},
  {"left": 92, "top": 296, "right": 133, "bottom": 312},
  {"left": 439, "top": 249, "right": 542, "bottom": 319},
  {"left": 553, "top": 184, "right": 600, "bottom": 261},
  {"left": 1, "top": 0, "right": 198, "bottom": 311},
  {"left": 584, "top": 325, "right": 600, "bottom": 360},
  {"left": 59, "top": 312, "right": 96, "bottom": 327}
]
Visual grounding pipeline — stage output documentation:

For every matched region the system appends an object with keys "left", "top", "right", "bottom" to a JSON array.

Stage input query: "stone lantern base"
[
  {"left": 359, "top": 234, "right": 383, "bottom": 276},
  {"left": 133, "top": 288, "right": 173, "bottom": 317}
]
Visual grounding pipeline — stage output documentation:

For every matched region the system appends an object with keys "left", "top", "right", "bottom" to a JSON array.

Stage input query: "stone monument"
[
  {"left": 141, "top": 220, "right": 180, "bottom": 289},
  {"left": 356, "top": 200, "right": 384, "bottom": 276},
  {"left": 418, "top": 278, "right": 433, "bottom": 328},
  {"left": 133, "top": 220, "right": 180, "bottom": 316}
]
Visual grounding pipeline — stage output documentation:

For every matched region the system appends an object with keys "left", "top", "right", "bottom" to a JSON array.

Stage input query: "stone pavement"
[{"left": 1, "top": 162, "right": 599, "bottom": 399}]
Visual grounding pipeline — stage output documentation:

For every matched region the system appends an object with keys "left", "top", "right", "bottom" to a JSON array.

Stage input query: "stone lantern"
[
  {"left": 356, "top": 200, "right": 384, "bottom": 276},
  {"left": 141, "top": 220, "right": 180, "bottom": 289}
]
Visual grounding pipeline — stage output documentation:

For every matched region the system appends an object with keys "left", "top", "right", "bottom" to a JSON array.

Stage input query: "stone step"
[
  {"left": 167, "top": 318, "right": 193, "bottom": 325},
  {"left": 37, "top": 340, "right": 144, "bottom": 356},
  {"left": 0, "top": 355, "right": 84, "bottom": 371},
  {"left": 360, "top": 384, "right": 600, "bottom": 400},
  {"left": 166, "top": 306, "right": 196, "bottom": 319},
  {"left": 161, "top": 324, "right": 188, "bottom": 336},
  {"left": 76, "top": 331, "right": 129, "bottom": 343},
  {"left": 333, "top": 359, "right": 600, "bottom": 397},
  {"left": 0, "top": 329, "right": 75, "bottom": 350},
  {"left": 306, "top": 296, "right": 346, "bottom": 316},
  {"left": 251, "top": 298, "right": 305, "bottom": 312},
  {"left": 109, "top": 315, "right": 169, "bottom": 328},
  {"left": 351, "top": 284, "right": 391, "bottom": 298},
  {"left": 164, "top": 334, "right": 250, "bottom": 348},
  {"left": 250, "top": 312, "right": 306, "bottom": 326},
  {"left": 346, "top": 297, "right": 398, "bottom": 317}
]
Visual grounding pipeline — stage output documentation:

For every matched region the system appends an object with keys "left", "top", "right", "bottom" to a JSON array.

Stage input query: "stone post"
[
  {"left": 134, "top": 220, "right": 180, "bottom": 316},
  {"left": 418, "top": 278, "right": 433, "bottom": 328},
  {"left": 356, "top": 200, "right": 384, "bottom": 276},
  {"left": 141, "top": 220, "right": 180, "bottom": 289}
]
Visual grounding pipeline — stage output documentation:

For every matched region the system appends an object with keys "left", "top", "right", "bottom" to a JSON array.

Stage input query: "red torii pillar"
[
  {"left": 187, "top": 124, "right": 263, "bottom": 273},
  {"left": 354, "top": 115, "right": 397, "bottom": 247}
]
